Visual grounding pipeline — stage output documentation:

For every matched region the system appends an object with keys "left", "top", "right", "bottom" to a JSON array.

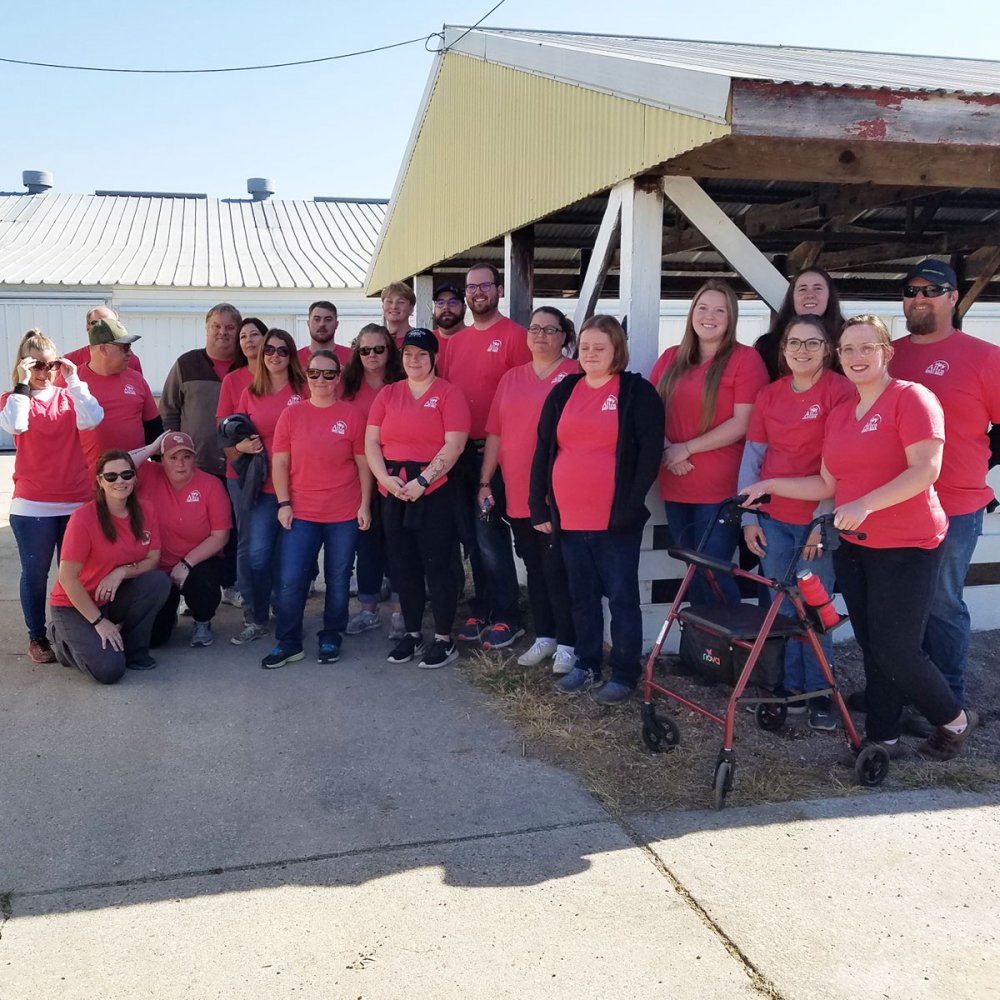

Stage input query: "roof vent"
[
  {"left": 247, "top": 178, "right": 275, "bottom": 202},
  {"left": 23, "top": 170, "right": 53, "bottom": 194}
]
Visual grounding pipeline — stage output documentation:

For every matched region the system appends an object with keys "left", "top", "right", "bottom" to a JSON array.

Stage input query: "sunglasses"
[
  {"left": 306, "top": 368, "right": 340, "bottom": 380},
  {"left": 902, "top": 284, "right": 952, "bottom": 299},
  {"left": 30, "top": 360, "right": 62, "bottom": 372},
  {"left": 262, "top": 344, "right": 291, "bottom": 357},
  {"left": 358, "top": 345, "right": 387, "bottom": 357},
  {"left": 99, "top": 470, "right": 136, "bottom": 483}
]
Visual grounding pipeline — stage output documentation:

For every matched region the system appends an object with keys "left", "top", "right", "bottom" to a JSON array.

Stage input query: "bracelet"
[
  {"left": 416, "top": 474, "right": 430, "bottom": 489},
  {"left": 478, "top": 481, "right": 491, "bottom": 488},
  {"left": 277, "top": 500, "right": 291, "bottom": 509},
  {"left": 180, "top": 558, "right": 193, "bottom": 571},
  {"left": 91, "top": 613, "right": 105, "bottom": 628}
]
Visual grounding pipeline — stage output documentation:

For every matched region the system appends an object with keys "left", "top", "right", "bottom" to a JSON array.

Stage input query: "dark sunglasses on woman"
[
  {"left": 358, "top": 345, "right": 387, "bottom": 357},
  {"left": 306, "top": 368, "right": 341, "bottom": 380},
  {"left": 99, "top": 470, "right": 136, "bottom": 483},
  {"left": 262, "top": 344, "right": 291, "bottom": 357}
]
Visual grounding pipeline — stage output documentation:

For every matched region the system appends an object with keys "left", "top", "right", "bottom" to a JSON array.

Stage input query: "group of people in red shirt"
[{"left": 3, "top": 258, "right": 994, "bottom": 760}]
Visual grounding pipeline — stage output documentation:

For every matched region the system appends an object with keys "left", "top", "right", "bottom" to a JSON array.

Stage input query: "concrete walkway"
[{"left": 1, "top": 455, "right": 998, "bottom": 999}]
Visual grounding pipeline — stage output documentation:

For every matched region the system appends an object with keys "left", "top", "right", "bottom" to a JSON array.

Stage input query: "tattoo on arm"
[{"left": 423, "top": 449, "right": 449, "bottom": 484}]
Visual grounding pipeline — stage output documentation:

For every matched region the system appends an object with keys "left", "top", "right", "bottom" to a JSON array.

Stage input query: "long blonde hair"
[
  {"left": 11, "top": 329, "right": 56, "bottom": 388},
  {"left": 656, "top": 280, "right": 739, "bottom": 434}
]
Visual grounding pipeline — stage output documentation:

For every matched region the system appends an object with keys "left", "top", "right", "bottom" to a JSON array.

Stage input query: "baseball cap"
[
  {"left": 89, "top": 317, "right": 141, "bottom": 346},
  {"left": 432, "top": 282, "right": 464, "bottom": 301},
  {"left": 161, "top": 432, "right": 196, "bottom": 458},
  {"left": 904, "top": 259, "right": 957, "bottom": 289},
  {"left": 401, "top": 328, "right": 439, "bottom": 354}
]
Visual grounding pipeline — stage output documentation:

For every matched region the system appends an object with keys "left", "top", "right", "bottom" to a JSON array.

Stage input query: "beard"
[
  {"left": 435, "top": 312, "right": 464, "bottom": 331},
  {"left": 905, "top": 310, "right": 939, "bottom": 335}
]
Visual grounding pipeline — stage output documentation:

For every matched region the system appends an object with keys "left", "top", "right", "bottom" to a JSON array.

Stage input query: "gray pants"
[{"left": 48, "top": 571, "right": 171, "bottom": 685}]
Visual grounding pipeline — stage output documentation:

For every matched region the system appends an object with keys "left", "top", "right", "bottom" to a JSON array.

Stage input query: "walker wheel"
[
  {"left": 712, "top": 759, "right": 734, "bottom": 810},
  {"left": 641, "top": 709, "right": 680, "bottom": 753},
  {"left": 755, "top": 702, "right": 787, "bottom": 732},
  {"left": 854, "top": 744, "right": 890, "bottom": 787}
]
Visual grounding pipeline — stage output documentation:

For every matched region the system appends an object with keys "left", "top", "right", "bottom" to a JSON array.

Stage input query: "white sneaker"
[
  {"left": 552, "top": 648, "right": 577, "bottom": 675},
  {"left": 220, "top": 587, "right": 243, "bottom": 608},
  {"left": 179, "top": 596, "right": 192, "bottom": 617},
  {"left": 517, "top": 638, "right": 558, "bottom": 667},
  {"left": 388, "top": 611, "right": 406, "bottom": 640},
  {"left": 346, "top": 609, "right": 381, "bottom": 635}
]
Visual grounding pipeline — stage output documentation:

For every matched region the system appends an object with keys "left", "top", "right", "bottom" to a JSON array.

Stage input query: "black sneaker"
[
  {"left": 260, "top": 646, "right": 305, "bottom": 670},
  {"left": 126, "top": 654, "right": 156, "bottom": 671},
  {"left": 419, "top": 637, "right": 458, "bottom": 669},
  {"left": 808, "top": 695, "right": 838, "bottom": 731},
  {"left": 387, "top": 634, "right": 425, "bottom": 663},
  {"left": 317, "top": 641, "right": 341, "bottom": 664}
]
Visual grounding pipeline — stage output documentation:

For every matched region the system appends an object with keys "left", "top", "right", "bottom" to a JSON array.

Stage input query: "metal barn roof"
[{"left": 0, "top": 193, "right": 387, "bottom": 290}]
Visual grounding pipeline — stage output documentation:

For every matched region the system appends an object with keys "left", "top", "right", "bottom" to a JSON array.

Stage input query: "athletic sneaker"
[
  {"left": 221, "top": 587, "right": 243, "bottom": 608},
  {"left": 387, "top": 634, "right": 426, "bottom": 664},
  {"left": 785, "top": 690, "right": 808, "bottom": 716},
  {"left": 517, "top": 638, "right": 557, "bottom": 667},
  {"left": 916, "top": 709, "right": 980, "bottom": 761},
  {"left": 551, "top": 648, "right": 577, "bottom": 675},
  {"left": 388, "top": 612, "right": 406, "bottom": 640},
  {"left": 27, "top": 636, "right": 56, "bottom": 664},
  {"left": 555, "top": 666, "right": 595, "bottom": 695},
  {"left": 457, "top": 617, "right": 488, "bottom": 642},
  {"left": 126, "top": 654, "right": 157, "bottom": 671},
  {"left": 593, "top": 680, "right": 634, "bottom": 705},
  {"left": 317, "top": 642, "right": 341, "bottom": 664},
  {"left": 482, "top": 622, "right": 525, "bottom": 650},
  {"left": 346, "top": 609, "right": 381, "bottom": 635},
  {"left": 190, "top": 621, "right": 214, "bottom": 648},
  {"left": 261, "top": 646, "right": 305, "bottom": 669},
  {"left": 179, "top": 596, "right": 192, "bottom": 617},
  {"left": 808, "top": 695, "right": 837, "bottom": 731},
  {"left": 231, "top": 622, "right": 269, "bottom": 645},
  {"left": 419, "top": 637, "right": 458, "bottom": 669}
]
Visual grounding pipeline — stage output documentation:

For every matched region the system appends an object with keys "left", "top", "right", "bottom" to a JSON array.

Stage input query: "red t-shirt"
[
  {"left": 50, "top": 498, "right": 161, "bottom": 607},
  {"left": 64, "top": 345, "right": 143, "bottom": 374},
  {"left": 747, "top": 369, "right": 855, "bottom": 525},
  {"left": 367, "top": 377, "right": 471, "bottom": 496},
  {"left": 890, "top": 330, "right": 1000, "bottom": 516},
  {"left": 823, "top": 380, "right": 947, "bottom": 550},
  {"left": 75, "top": 366, "right": 159, "bottom": 474},
  {"left": 2, "top": 388, "right": 91, "bottom": 503},
  {"left": 343, "top": 378, "right": 384, "bottom": 423},
  {"left": 137, "top": 463, "right": 232, "bottom": 571},
  {"left": 273, "top": 400, "right": 366, "bottom": 523},
  {"left": 236, "top": 383, "right": 306, "bottom": 494},
  {"left": 486, "top": 359, "right": 580, "bottom": 518},
  {"left": 552, "top": 376, "right": 620, "bottom": 530},
  {"left": 210, "top": 356, "right": 233, "bottom": 383},
  {"left": 437, "top": 317, "right": 532, "bottom": 439},
  {"left": 650, "top": 344, "right": 768, "bottom": 503},
  {"left": 216, "top": 368, "right": 255, "bottom": 480}
]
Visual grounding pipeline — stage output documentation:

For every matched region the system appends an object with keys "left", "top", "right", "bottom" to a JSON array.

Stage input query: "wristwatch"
[{"left": 416, "top": 474, "right": 430, "bottom": 488}]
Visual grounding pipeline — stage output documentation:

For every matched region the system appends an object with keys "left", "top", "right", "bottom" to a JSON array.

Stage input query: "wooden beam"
[
  {"left": 787, "top": 241, "right": 823, "bottom": 272},
  {"left": 619, "top": 178, "right": 664, "bottom": 377},
  {"left": 958, "top": 246, "right": 1000, "bottom": 319},
  {"left": 574, "top": 183, "right": 624, "bottom": 330},
  {"left": 661, "top": 175, "right": 788, "bottom": 311},
  {"left": 413, "top": 274, "right": 434, "bottom": 328},
  {"left": 807, "top": 242, "right": 915, "bottom": 270},
  {"left": 504, "top": 225, "right": 534, "bottom": 328}
]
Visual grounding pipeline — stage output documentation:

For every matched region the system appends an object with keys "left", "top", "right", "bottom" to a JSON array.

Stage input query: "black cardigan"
[{"left": 528, "top": 371, "right": 665, "bottom": 535}]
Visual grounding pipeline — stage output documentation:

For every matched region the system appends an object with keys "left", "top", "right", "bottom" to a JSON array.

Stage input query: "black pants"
[
  {"left": 833, "top": 539, "right": 960, "bottom": 742},
  {"left": 215, "top": 473, "right": 238, "bottom": 589},
  {"left": 509, "top": 517, "right": 575, "bottom": 645},
  {"left": 151, "top": 558, "right": 224, "bottom": 648},
  {"left": 382, "top": 480, "right": 460, "bottom": 636}
]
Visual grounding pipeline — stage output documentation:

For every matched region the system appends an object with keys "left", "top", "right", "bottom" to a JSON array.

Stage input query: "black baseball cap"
[
  {"left": 401, "top": 328, "right": 439, "bottom": 354},
  {"left": 904, "top": 259, "right": 957, "bottom": 289},
  {"left": 432, "top": 282, "right": 464, "bottom": 301}
]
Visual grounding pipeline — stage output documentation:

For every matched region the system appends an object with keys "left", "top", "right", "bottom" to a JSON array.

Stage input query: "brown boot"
[{"left": 916, "top": 709, "right": 979, "bottom": 762}]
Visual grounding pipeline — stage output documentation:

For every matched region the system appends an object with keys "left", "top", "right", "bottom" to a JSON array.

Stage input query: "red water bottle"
[{"left": 796, "top": 571, "right": 840, "bottom": 629}]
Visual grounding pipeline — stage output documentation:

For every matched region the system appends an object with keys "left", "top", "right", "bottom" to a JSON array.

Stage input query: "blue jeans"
[
  {"left": 10, "top": 513, "right": 70, "bottom": 640},
  {"left": 663, "top": 501, "right": 741, "bottom": 605},
  {"left": 226, "top": 478, "right": 253, "bottom": 606},
  {"left": 757, "top": 516, "right": 835, "bottom": 694},
  {"left": 274, "top": 517, "right": 357, "bottom": 651},
  {"left": 246, "top": 493, "right": 282, "bottom": 627},
  {"left": 355, "top": 512, "right": 385, "bottom": 606},
  {"left": 560, "top": 528, "right": 643, "bottom": 687},
  {"left": 923, "top": 507, "right": 983, "bottom": 705}
]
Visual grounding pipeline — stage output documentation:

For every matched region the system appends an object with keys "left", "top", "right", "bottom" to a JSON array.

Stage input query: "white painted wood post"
[
  {"left": 619, "top": 177, "right": 665, "bottom": 377},
  {"left": 413, "top": 274, "right": 434, "bottom": 329}
]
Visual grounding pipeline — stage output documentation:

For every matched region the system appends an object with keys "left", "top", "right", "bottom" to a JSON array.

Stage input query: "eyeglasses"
[
  {"left": 262, "top": 344, "right": 291, "bottom": 357},
  {"left": 306, "top": 368, "right": 340, "bottom": 380},
  {"left": 99, "top": 470, "right": 136, "bottom": 483},
  {"left": 902, "top": 284, "right": 953, "bottom": 299},
  {"left": 30, "top": 360, "right": 62, "bottom": 372},
  {"left": 434, "top": 298, "right": 461, "bottom": 308},
  {"left": 465, "top": 281, "right": 496, "bottom": 294},
  {"left": 836, "top": 343, "right": 883, "bottom": 358},
  {"left": 527, "top": 324, "right": 562, "bottom": 336},
  {"left": 784, "top": 338, "right": 826, "bottom": 353},
  {"left": 358, "top": 345, "right": 387, "bottom": 357},
  {"left": 113, "top": 342, "right": 132, "bottom": 353}
]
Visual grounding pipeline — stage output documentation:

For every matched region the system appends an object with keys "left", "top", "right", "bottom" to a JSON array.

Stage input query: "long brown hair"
[
  {"left": 94, "top": 450, "right": 144, "bottom": 543},
  {"left": 657, "top": 280, "right": 739, "bottom": 434},
  {"left": 11, "top": 329, "right": 56, "bottom": 388},
  {"left": 249, "top": 329, "right": 307, "bottom": 397},
  {"left": 342, "top": 323, "right": 403, "bottom": 399}
]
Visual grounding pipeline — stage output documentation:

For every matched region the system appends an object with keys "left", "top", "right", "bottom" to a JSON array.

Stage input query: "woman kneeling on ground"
[
  {"left": 48, "top": 450, "right": 171, "bottom": 683},
  {"left": 264, "top": 350, "right": 373, "bottom": 668},
  {"left": 529, "top": 315, "right": 664, "bottom": 705},
  {"left": 742, "top": 315, "right": 977, "bottom": 762},
  {"left": 130, "top": 431, "right": 232, "bottom": 649}
]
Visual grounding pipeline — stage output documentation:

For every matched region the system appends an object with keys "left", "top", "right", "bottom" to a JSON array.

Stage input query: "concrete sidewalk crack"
[
  {"left": 611, "top": 812, "right": 786, "bottom": 1000},
  {"left": 0, "top": 891, "right": 12, "bottom": 941}
]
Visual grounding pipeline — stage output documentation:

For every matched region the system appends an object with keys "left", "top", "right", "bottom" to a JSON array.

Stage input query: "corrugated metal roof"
[
  {"left": 454, "top": 28, "right": 1000, "bottom": 97},
  {"left": 0, "top": 193, "right": 387, "bottom": 289}
]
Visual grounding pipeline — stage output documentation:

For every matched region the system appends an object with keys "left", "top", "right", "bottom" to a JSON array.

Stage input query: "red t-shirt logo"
[{"left": 861, "top": 414, "right": 882, "bottom": 434}]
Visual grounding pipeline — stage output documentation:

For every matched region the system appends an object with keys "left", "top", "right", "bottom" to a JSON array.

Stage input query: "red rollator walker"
[{"left": 639, "top": 495, "right": 889, "bottom": 809}]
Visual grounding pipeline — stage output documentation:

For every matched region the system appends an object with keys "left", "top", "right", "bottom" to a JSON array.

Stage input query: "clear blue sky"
[{"left": 3, "top": 0, "right": 996, "bottom": 201}]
